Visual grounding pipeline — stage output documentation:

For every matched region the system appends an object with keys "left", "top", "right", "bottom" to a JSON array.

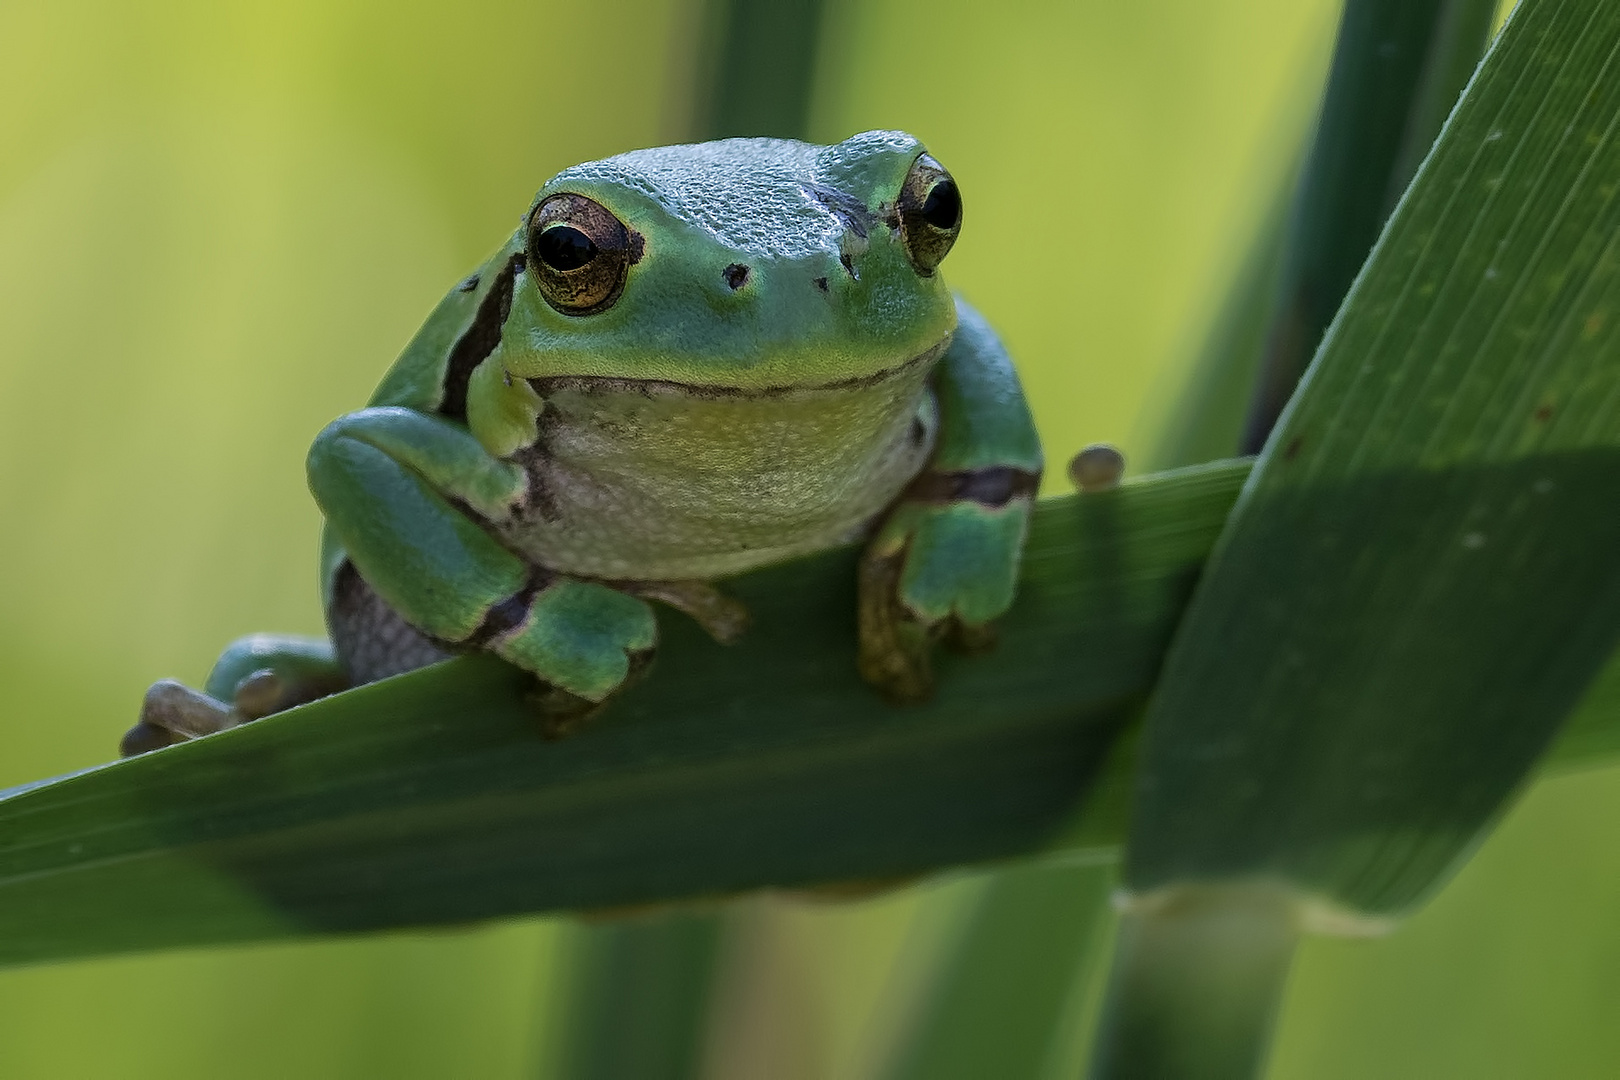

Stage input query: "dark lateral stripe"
[
  {"left": 437, "top": 254, "right": 521, "bottom": 422},
  {"left": 465, "top": 576, "right": 546, "bottom": 648},
  {"left": 906, "top": 466, "right": 1041, "bottom": 508}
]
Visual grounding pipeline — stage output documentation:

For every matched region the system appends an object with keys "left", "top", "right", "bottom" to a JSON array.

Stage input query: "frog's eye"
[
  {"left": 526, "top": 194, "right": 634, "bottom": 315},
  {"left": 896, "top": 154, "right": 961, "bottom": 276}
]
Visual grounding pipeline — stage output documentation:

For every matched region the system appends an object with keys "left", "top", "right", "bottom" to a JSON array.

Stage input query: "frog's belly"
[{"left": 499, "top": 358, "right": 938, "bottom": 581}]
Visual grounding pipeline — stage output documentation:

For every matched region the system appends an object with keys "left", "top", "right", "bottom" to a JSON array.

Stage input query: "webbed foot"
[{"left": 121, "top": 635, "right": 347, "bottom": 757}]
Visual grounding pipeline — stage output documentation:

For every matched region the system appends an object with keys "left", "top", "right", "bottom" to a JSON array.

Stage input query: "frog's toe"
[
  {"left": 204, "top": 633, "right": 350, "bottom": 712},
  {"left": 231, "top": 670, "right": 287, "bottom": 720},
  {"left": 857, "top": 552, "right": 936, "bottom": 704},
  {"left": 1067, "top": 443, "right": 1126, "bottom": 492},
  {"left": 119, "top": 720, "right": 181, "bottom": 757},
  {"left": 123, "top": 679, "right": 242, "bottom": 757},
  {"left": 526, "top": 682, "right": 594, "bottom": 738}
]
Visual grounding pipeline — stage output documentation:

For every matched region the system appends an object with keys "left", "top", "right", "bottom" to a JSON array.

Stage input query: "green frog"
[{"left": 124, "top": 130, "right": 1042, "bottom": 755}]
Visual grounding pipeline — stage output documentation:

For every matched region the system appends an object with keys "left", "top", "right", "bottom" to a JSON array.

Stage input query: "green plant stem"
[
  {"left": 879, "top": 861, "right": 1114, "bottom": 1080},
  {"left": 1242, "top": 0, "right": 1497, "bottom": 452},
  {"left": 683, "top": 0, "right": 829, "bottom": 140},
  {"left": 541, "top": 911, "right": 724, "bottom": 1080},
  {"left": 1088, "top": 887, "right": 1298, "bottom": 1080},
  {"left": 1147, "top": 182, "right": 1293, "bottom": 472}
]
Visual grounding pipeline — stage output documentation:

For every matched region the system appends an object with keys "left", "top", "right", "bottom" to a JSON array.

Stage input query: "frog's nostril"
[{"left": 723, "top": 263, "right": 750, "bottom": 290}]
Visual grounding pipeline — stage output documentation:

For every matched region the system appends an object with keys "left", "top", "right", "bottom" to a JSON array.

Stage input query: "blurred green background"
[{"left": 1, "top": 0, "right": 1616, "bottom": 1076}]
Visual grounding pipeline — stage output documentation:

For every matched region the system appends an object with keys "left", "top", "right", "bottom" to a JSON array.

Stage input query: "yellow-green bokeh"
[{"left": 0, "top": 1, "right": 1613, "bottom": 1077}]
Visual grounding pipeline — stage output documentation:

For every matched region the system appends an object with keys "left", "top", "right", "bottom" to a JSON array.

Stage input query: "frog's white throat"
[{"left": 499, "top": 341, "right": 944, "bottom": 581}]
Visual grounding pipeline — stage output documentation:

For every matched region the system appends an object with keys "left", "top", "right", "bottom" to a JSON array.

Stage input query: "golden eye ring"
[
  {"left": 526, "top": 193, "right": 634, "bottom": 315},
  {"left": 896, "top": 154, "right": 961, "bottom": 276}
]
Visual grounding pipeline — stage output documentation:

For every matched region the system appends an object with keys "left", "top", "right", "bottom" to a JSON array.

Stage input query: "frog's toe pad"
[
  {"left": 1067, "top": 443, "right": 1126, "bottom": 492},
  {"left": 120, "top": 721, "right": 182, "bottom": 758}
]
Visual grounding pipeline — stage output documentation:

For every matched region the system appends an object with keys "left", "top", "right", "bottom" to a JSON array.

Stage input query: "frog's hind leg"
[
  {"left": 327, "top": 559, "right": 455, "bottom": 685},
  {"left": 124, "top": 564, "right": 457, "bottom": 757},
  {"left": 122, "top": 635, "right": 348, "bottom": 756}
]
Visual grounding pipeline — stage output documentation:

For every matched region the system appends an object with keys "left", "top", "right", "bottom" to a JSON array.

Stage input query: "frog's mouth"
[{"left": 525, "top": 335, "right": 949, "bottom": 401}]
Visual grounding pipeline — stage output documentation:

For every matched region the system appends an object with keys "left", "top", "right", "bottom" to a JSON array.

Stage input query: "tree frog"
[{"left": 123, "top": 130, "right": 1042, "bottom": 756}]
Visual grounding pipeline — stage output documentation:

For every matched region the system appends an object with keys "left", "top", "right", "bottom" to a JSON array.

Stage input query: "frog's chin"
[{"left": 525, "top": 335, "right": 949, "bottom": 399}]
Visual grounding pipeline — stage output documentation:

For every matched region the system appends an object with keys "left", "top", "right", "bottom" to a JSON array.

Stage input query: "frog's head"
[{"left": 497, "top": 131, "right": 963, "bottom": 390}]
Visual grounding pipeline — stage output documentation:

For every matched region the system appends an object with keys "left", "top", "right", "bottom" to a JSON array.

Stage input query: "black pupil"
[
  {"left": 920, "top": 180, "right": 960, "bottom": 230},
  {"left": 538, "top": 225, "right": 598, "bottom": 271}
]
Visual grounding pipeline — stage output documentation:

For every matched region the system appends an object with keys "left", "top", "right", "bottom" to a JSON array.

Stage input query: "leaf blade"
[
  {"left": 1125, "top": 0, "right": 1620, "bottom": 918},
  {"left": 0, "top": 463, "right": 1245, "bottom": 968}
]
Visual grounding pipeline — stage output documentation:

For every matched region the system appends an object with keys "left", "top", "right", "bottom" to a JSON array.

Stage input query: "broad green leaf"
[
  {"left": 0, "top": 462, "right": 1243, "bottom": 968},
  {"left": 1094, "top": 0, "right": 1620, "bottom": 1074},
  {"left": 1126, "top": 0, "right": 1620, "bottom": 916}
]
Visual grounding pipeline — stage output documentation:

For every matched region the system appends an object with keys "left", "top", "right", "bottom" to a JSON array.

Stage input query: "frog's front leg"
[
  {"left": 859, "top": 298, "right": 1043, "bottom": 702},
  {"left": 306, "top": 406, "right": 657, "bottom": 717}
]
